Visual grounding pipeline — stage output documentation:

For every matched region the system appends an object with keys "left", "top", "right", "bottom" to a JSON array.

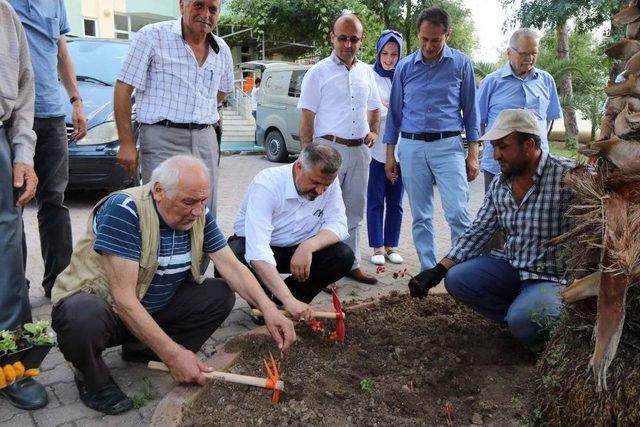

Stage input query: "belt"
[
  {"left": 320, "top": 134, "right": 364, "bottom": 147},
  {"left": 154, "top": 120, "right": 212, "bottom": 130},
  {"left": 401, "top": 131, "right": 460, "bottom": 142}
]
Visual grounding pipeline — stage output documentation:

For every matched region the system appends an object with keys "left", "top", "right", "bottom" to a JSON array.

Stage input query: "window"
[
  {"left": 83, "top": 18, "right": 97, "bottom": 37},
  {"left": 114, "top": 13, "right": 130, "bottom": 39},
  {"left": 288, "top": 70, "right": 307, "bottom": 98}
]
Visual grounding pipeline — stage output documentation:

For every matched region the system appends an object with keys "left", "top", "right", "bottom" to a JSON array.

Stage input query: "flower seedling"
[{"left": 22, "top": 321, "right": 56, "bottom": 345}]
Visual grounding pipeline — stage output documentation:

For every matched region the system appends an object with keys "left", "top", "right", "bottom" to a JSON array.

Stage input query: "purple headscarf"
[{"left": 373, "top": 30, "right": 403, "bottom": 79}]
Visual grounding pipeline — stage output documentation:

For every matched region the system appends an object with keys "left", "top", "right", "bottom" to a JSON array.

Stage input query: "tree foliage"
[
  {"left": 500, "top": 0, "right": 622, "bottom": 30},
  {"left": 227, "top": 0, "right": 477, "bottom": 62}
]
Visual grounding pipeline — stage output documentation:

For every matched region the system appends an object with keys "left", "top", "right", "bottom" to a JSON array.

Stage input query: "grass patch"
[
  {"left": 132, "top": 377, "right": 157, "bottom": 409},
  {"left": 549, "top": 140, "right": 586, "bottom": 162}
]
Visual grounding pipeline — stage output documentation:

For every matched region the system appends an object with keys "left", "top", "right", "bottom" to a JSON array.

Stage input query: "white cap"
[{"left": 479, "top": 109, "right": 540, "bottom": 141}]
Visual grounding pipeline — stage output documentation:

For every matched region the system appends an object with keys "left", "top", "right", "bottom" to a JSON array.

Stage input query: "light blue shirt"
[
  {"left": 477, "top": 62, "right": 562, "bottom": 175},
  {"left": 383, "top": 45, "right": 480, "bottom": 144},
  {"left": 8, "top": 0, "right": 70, "bottom": 118}
]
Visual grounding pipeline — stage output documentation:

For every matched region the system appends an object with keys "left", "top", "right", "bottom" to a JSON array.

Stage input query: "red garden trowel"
[{"left": 330, "top": 287, "right": 346, "bottom": 343}]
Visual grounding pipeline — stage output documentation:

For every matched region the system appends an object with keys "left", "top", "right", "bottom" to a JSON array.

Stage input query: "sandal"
[
  {"left": 370, "top": 250, "right": 386, "bottom": 266},
  {"left": 385, "top": 249, "right": 403, "bottom": 264}
]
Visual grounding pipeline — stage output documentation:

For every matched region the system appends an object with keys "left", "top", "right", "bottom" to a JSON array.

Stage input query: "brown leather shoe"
[{"left": 346, "top": 268, "right": 378, "bottom": 285}]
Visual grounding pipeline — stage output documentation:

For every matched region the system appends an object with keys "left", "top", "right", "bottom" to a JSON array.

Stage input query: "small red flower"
[{"left": 310, "top": 320, "right": 325, "bottom": 333}]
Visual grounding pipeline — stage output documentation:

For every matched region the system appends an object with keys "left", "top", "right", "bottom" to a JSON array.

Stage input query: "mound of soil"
[{"left": 181, "top": 293, "right": 535, "bottom": 426}]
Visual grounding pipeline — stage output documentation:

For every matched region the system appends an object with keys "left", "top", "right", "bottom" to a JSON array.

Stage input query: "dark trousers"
[
  {"left": 52, "top": 279, "right": 235, "bottom": 391},
  {"left": 481, "top": 171, "right": 505, "bottom": 255},
  {"left": 227, "top": 236, "right": 354, "bottom": 304},
  {"left": 366, "top": 158, "right": 404, "bottom": 248},
  {"left": 29, "top": 117, "right": 73, "bottom": 293}
]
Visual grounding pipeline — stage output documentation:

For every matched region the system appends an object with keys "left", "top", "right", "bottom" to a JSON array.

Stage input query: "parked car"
[
  {"left": 61, "top": 37, "right": 138, "bottom": 191},
  {"left": 255, "top": 63, "right": 311, "bottom": 162}
]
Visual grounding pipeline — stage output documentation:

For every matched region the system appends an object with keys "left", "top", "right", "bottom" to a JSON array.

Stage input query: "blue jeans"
[
  {"left": 366, "top": 159, "right": 404, "bottom": 248},
  {"left": 398, "top": 136, "right": 470, "bottom": 269},
  {"left": 0, "top": 127, "right": 32, "bottom": 329},
  {"left": 444, "top": 256, "right": 564, "bottom": 346}
]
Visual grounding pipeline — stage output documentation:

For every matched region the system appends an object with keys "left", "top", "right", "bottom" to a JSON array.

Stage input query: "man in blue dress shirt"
[
  {"left": 478, "top": 28, "right": 562, "bottom": 191},
  {"left": 383, "top": 7, "right": 480, "bottom": 271}
]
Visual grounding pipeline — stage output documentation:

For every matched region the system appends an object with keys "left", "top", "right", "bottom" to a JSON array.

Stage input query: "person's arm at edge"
[
  {"left": 384, "top": 61, "right": 404, "bottom": 183},
  {"left": 9, "top": 11, "right": 38, "bottom": 206},
  {"left": 114, "top": 80, "right": 138, "bottom": 176},
  {"left": 300, "top": 109, "right": 315, "bottom": 149},
  {"left": 57, "top": 35, "right": 87, "bottom": 140},
  {"left": 461, "top": 58, "right": 480, "bottom": 181}
]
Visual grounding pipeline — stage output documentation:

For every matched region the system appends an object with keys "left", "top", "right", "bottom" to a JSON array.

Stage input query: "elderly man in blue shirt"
[
  {"left": 478, "top": 28, "right": 562, "bottom": 191},
  {"left": 384, "top": 7, "right": 480, "bottom": 271}
]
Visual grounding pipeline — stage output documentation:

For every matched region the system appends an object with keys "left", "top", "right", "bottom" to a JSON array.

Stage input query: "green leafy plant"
[
  {"left": 360, "top": 378, "right": 373, "bottom": 391},
  {"left": 22, "top": 321, "right": 56, "bottom": 345},
  {"left": 132, "top": 378, "right": 157, "bottom": 409},
  {"left": 0, "top": 330, "right": 18, "bottom": 353}
]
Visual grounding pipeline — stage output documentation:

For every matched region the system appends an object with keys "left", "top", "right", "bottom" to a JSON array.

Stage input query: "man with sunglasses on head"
[
  {"left": 298, "top": 13, "right": 382, "bottom": 285},
  {"left": 383, "top": 7, "right": 480, "bottom": 272}
]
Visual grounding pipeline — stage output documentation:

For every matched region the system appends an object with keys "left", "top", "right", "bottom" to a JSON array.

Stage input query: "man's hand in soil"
[
  {"left": 282, "top": 296, "right": 315, "bottom": 322},
  {"left": 262, "top": 306, "right": 297, "bottom": 351},
  {"left": 164, "top": 347, "right": 213, "bottom": 386},
  {"left": 409, "top": 263, "right": 448, "bottom": 298}
]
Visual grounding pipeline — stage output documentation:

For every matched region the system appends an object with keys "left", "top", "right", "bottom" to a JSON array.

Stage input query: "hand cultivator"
[
  {"left": 251, "top": 288, "right": 347, "bottom": 343},
  {"left": 148, "top": 352, "right": 284, "bottom": 403},
  {"left": 0, "top": 362, "right": 40, "bottom": 389}
]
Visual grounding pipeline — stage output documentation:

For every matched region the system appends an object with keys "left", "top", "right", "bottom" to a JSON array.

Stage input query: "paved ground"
[{"left": 2, "top": 153, "right": 484, "bottom": 426}]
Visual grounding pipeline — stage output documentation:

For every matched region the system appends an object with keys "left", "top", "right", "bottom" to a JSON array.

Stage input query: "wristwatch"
[{"left": 70, "top": 96, "right": 82, "bottom": 105}]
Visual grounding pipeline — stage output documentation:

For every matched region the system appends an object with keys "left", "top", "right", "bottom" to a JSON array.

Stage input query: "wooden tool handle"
[
  {"left": 251, "top": 308, "right": 345, "bottom": 319},
  {"left": 147, "top": 361, "right": 284, "bottom": 391}
]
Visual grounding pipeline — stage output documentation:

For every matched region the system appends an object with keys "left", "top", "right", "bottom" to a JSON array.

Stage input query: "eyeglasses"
[
  {"left": 382, "top": 29, "right": 403, "bottom": 39},
  {"left": 336, "top": 35, "right": 363, "bottom": 43},
  {"left": 510, "top": 47, "right": 538, "bottom": 57}
]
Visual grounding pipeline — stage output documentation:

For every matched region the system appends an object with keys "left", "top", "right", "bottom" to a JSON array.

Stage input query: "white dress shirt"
[
  {"left": 233, "top": 163, "right": 349, "bottom": 266},
  {"left": 297, "top": 52, "right": 382, "bottom": 140},
  {"left": 371, "top": 71, "right": 401, "bottom": 164},
  {"left": 117, "top": 17, "right": 234, "bottom": 125}
]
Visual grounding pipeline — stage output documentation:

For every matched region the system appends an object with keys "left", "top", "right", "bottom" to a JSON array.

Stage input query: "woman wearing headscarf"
[{"left": 367, "top": 30, "right": 404, "bottom": 267}]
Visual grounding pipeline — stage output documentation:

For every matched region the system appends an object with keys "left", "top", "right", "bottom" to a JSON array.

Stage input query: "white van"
[{"left": 255, "top": 63, "right": 311, "bottom": 162}]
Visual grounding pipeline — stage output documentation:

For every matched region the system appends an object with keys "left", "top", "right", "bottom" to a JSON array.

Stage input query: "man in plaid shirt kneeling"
[{"left": 409, "top": 109, "right": 575, "bottom": 347}]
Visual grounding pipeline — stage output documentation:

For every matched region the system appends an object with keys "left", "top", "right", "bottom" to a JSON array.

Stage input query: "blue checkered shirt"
[
  {"left": 446, "top": 152, "right": 575, "bottom": 284},
  {"left": 117, "top": 17, "right": 233, "bottom": 125}
]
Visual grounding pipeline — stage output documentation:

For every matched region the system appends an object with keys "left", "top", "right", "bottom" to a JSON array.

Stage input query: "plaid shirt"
[
  {"left": 447, "top": 152, "right": 575, "bottom": 283},
  {"left": 117, "top": 17, "right": 233, "bottom": 125}
]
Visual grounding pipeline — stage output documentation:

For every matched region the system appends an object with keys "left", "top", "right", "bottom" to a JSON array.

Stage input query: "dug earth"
[{"left": 181, "top": 293, "right": 536, "bottom": 426}]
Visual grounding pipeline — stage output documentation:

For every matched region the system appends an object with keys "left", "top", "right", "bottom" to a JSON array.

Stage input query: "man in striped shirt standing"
[
  {"left": 50, "top": 155, "right": 296, "bottom": 415},
  {"left": 114, "top": 0, "right": 233, "bottom": 216},
  {"left": 408, "top": 110, "right": 575, "bottom": 348}
]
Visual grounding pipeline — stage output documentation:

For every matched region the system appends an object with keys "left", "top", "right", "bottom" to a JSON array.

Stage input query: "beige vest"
[{"left": 52, "top": 184, "right": 206, "bottom": 306}]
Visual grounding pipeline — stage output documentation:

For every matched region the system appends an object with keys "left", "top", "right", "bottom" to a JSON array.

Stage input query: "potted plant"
[
  {"left": 0, "top": 329, "right": 32, "bottom": 366},
  {"left": 20, "top": 321, "right": 56, "bottom": 369}
]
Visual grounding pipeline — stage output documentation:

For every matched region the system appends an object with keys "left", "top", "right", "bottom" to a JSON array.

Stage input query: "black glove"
[{"left": 409, "top": 263, "right": 448, "bottom": 298}]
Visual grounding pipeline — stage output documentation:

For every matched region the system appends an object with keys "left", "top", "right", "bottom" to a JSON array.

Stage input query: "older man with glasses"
[
  {"left": 298, "top": 13, "right": 382, "bottom": 285},
  {"left": 478, "top": 28, "right": 562, "bottom": 192},
  {"left": 476, "top": 28, "right": 562, "bottom": 252}
]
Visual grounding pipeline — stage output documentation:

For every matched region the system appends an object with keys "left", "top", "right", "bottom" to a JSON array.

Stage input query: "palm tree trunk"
[{"left": 557, "top": 22, "right": 579, "bottom": 149}]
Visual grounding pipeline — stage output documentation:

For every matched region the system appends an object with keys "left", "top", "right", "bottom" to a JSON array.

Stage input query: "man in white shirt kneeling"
[{"left": 230, "top": 144, "right": 354, "bottom": 318}]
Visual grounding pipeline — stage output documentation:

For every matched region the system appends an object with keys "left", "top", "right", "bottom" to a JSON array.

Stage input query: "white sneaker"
[
  {"left": 386, "top": 250, "right": 403, "bottom": 264},
  {"left": 371, "top": 253, "right": 386, "bottom": 265}
]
